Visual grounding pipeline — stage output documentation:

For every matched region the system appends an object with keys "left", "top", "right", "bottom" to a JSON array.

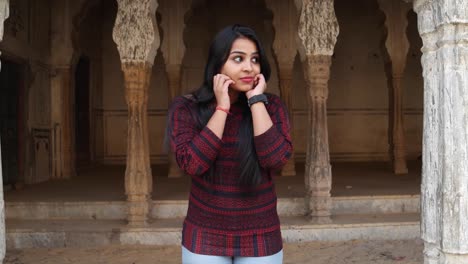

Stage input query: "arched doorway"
[
  {"left": 0, "top": 59, "right": 24, "bottom": 188},
  {"left": 75, "top": 56, "right": 91, "bottom": 168}
]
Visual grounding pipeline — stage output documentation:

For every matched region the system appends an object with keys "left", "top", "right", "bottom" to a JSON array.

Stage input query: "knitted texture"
[{"left": 169, "top": 94, "right": 292, "bottom": 257}]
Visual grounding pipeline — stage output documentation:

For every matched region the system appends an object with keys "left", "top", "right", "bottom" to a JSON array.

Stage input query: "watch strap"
[{"left": 247, "top": 94, "right": 268, "bottom": 107}]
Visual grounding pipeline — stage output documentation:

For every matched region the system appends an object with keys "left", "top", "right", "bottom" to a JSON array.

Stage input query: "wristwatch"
[{"left": 247, "top": 94, "right": 269, "bottom": 107}]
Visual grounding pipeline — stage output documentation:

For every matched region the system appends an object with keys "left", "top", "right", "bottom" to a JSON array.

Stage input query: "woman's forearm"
[
  {"left": 250, "top": 102, "right": 273, "bottom": 136},
  {"left": 206, "top": 109, "right": 228, "bottom": 139}
]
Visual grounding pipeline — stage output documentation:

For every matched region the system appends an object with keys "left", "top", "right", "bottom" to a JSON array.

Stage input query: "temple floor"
[{"left": 4, "top": 161, "right": 421, "bottom": 202}]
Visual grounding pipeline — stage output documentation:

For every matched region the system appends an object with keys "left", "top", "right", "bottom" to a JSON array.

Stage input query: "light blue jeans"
[{"left": 182, "top": 246, "right": 283, "bottom": 264}]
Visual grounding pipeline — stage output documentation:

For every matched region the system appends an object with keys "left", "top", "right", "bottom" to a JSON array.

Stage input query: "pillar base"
[
  {"left": 127, "top": 195, "right": 150, "bottom": 226},
  {"left": 305, "top": 193, "right": 331, "bottom": 219},
  {"left": 281, "top": 159, "right": 296, "bottom": 176},
  {"left": 168, "top": 154, "right": 184, "bottom": 178},
  {"left": 424, "top": 242, "right": 468, "bottom": 264},
  {"left": 168, "top": 166, "right": 184, "bottom": 178},
  {"left": 393, "top": 158, "right": 408, "bottom": 174},
  {"left": 438, "top": 253, "right": 468, "bottom": 264},
  {"left": 308, "top": 215, "right": 332, "bottom": 224}
]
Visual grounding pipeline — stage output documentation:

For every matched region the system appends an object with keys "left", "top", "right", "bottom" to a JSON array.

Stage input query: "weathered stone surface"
[
  {"left": 112, "top": 0, "right": 160, "bottom": 65},
  {"left": 303, "top": 55, "right": 333, "bottom": 218},
  {"left": 112, "top": 0, "right": 159, "bottom": 225},
  {"left": 0, "top": 0, "right": 8, "bottom": 71},
  {"left": 50, "top": 68, "right": 74, "bottom": 180},
  {"left": 0, "top": 0, "right": 9, "bottom": 261},
  {"left": 4, "top": 196, "right": 420, "bottom": 220},
  {"left": 414, "top": 0, "right": 468, "bottom": 262},
  {"left": 296, "top": 0, "right": 339, "bottom": 58},
  {"left": 296, "top": 0, "right": 338, "bottom": 220},
  {"left": 121, "top": 62, "right": 153, "bottom": 226}
]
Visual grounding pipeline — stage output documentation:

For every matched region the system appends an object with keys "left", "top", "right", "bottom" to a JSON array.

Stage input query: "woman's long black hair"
[{"left": 193, "top": 24, "right": 271, "bottom": 185}]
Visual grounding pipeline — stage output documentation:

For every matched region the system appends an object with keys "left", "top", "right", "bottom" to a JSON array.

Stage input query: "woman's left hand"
[{"left": 246, "top": 74, "right": 267, "bottom": 99}]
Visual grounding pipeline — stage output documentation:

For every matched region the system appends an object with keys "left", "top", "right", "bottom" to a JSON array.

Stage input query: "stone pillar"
[
  {"left": 378, "top": 0, "right": 411, "bottom": 174},
  {"left": 160, "top": 0, "right": 191, "bottom": 178},
  {"left": 50, "top": 0, "right": 75, "bottom": 180},
  {"left": 50, "top": 67, "right": 75, "bottom": 180},
  {"left": 0, "top": 1, "right": 9, "bottom": 260},
  {"left": 0, "top": 141, "right": 4, "bottom": 262},
  {"left": 113, "top": 0, "right": 160, "bottom": 226},
  {"left": 296, "top": 0, "right": 338, "bottom": 220},
  {"left": 266, "top": 0, "right": 297, "bottom": 176},
  {"left": 413, "top": 0, "right": 468, "bottom": 263}
]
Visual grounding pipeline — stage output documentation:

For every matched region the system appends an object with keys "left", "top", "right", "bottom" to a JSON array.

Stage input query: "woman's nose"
[{"left": 242, "top": 61, "right": 253, "bottom": 72}]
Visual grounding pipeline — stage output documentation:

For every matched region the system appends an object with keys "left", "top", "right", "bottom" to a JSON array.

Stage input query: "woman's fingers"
[
  {"left": 213, "top": 74, "right": 232, "bottom": 92},
  {"left": 223, "top": 80, "right": 234, "bottom": 91}
]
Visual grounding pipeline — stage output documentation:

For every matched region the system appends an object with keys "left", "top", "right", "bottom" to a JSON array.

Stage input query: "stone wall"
[{"left": 0, "top": 0, "right": 53, "bottom": 183}]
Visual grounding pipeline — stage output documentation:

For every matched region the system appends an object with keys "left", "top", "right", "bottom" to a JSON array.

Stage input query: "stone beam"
[
  {"left": 112, "top": 0, "right": 160, "bottom": 226},
  {"left": 414, "top": 0, "right": 468, "bottom": 263},
  {"left": 297, "top": 0, "right": 339, "bottom": 221}
]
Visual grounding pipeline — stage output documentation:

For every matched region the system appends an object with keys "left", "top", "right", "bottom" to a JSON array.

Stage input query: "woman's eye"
[
  {"left": 252, "top": 57, "right": 259, "bottom": 63},
  {"left": 233, "top": 56, "right": 242, "bottom": 62}
]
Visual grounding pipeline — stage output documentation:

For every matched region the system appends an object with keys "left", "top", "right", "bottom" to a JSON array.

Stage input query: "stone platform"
[
  {"left": 4, "top": 162, "right": 422, "bottom": 249},
  {"left": 6, "top": 213, "right": 420, "bottom": 249}
]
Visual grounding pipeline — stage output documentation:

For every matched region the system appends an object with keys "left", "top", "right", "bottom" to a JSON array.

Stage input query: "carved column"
[
  {"left": 50, "top": 0, "right": 75, "bottom": 180},
  {"left": 296, "top": 0, "right": 339, "bottom": 220},
  {"left": 160, "top": 0, "right": 191, "bottom": 178},
  {"left": 0, "top": 1, "right": 9, "bottom": 261},
  {"left": 378, "top": 0, "right": 411, "bottom": 174},
  {"left": 413, "top": 0, "right": 468, "bottom": 263},
  {"left": 113, "top": 0, "right": 160, "bottom": 226},
  {"left": 50, "top": 67, "right": 74, "bottom": 180},
  {"left": 266, "top": 0, "right": 297, "bottom": 176}
]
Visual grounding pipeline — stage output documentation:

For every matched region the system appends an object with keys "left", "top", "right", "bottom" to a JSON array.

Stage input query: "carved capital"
[
  {"left": 266, "top": 0, "right": 297, "bottom": 65},
  {"left": 113, "top": 0, "right": 160, "bottom": 65},
  {"left": 160, "top": 0, "right": 190, "bottom": 65},
  {"left": 378, "top": 0, "right": 411, "bottom": 75},
  {"left": 304, "top": 55, "right": 332, "bottom": 100},
  {"left": 297, "top": 0, "right": 339, "bottom": 59},
  {"left": 122, "top": 62, "right": 152, "bottom": 106}
]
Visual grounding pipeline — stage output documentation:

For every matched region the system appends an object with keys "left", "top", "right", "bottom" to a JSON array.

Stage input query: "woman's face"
[{"left": 220, "top": 37, "right": 261, "bottom": 93}]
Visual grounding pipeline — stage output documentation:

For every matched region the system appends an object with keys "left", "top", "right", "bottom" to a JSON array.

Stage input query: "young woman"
[{"left": 167, "top": 24, "right": 292, "bottom": 264}]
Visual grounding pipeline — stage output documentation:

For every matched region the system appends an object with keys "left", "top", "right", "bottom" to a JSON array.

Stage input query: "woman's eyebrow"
[{"left": 230, "top": 51, "right": 259, "bottom": 55}]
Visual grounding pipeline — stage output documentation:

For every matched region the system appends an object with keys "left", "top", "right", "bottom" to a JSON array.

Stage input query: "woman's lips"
[{"left": 240, "top": 77, "right": 254, "bottom": 83}]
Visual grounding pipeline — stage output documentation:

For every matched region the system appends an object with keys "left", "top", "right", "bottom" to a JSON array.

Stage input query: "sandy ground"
[{"left": 5, "top": 239, "right": 423, "bottom": 264}]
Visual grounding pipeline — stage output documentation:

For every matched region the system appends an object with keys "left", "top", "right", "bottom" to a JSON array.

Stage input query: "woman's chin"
[{"left": 230, "top": 85, "right": 253, "bottom": 93}]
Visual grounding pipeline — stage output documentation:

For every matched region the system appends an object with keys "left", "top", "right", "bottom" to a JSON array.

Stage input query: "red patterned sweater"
[{"left": 169, "top": 93, "right": 292, "bottom": 257}]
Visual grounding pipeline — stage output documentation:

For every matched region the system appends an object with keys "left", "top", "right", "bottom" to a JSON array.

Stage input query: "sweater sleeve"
[
  {"left": 169, "top": 97, "right": 222, "bottom": 176},
  {"left": 254, "top": 94, "right": 293, "bottom": 170}
]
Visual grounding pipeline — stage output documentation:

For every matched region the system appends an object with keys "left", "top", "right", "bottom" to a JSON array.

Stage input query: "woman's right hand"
[{"left": 213, "top": 74, "right": 234, "bottom": 110}]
